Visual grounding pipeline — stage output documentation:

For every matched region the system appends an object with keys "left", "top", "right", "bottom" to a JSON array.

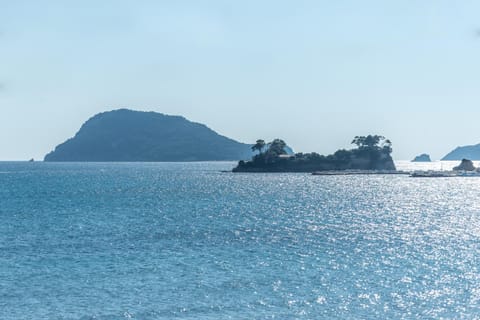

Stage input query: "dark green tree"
[
  {"left": 267, "top": 139, "right": 287, "bottom": 156},
  {"left": 251, "top": 139, "right": 266, "bottom": 154},
  {"left": 352, "top": 135, "right": 390, "bottom": 149},
  {"left": 333, "top": 149, "right": 351, "bottom": 163}
]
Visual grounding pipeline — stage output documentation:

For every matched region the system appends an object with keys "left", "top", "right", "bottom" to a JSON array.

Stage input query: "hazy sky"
[{"left": 1, "top": 0, "right": 480, "bottom": 160}]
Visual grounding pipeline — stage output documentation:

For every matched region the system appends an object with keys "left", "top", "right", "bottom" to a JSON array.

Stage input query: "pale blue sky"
[{"left": 1, "top": 0, "right": 480, "bottom": 160}]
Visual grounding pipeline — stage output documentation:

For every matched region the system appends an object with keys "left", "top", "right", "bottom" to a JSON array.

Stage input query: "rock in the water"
[
  {"left": 453, "top": 159, "right": 475, "bottom": 171},
  {"left": 411, "top": 154, "right": 431, "bottom": 162}
]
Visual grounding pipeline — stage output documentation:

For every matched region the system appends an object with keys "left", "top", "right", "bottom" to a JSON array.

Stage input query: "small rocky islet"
[{"left": 412, "top": 154, "right": 431, "bottom": 162}]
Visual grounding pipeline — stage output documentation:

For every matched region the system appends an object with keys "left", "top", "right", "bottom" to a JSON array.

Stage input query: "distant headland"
[
  {"left": 232, "top": 135, "right": 396, "bottom": 172},
  {"left": 44, "top": 109, "right": 254, "bottom": 162},
  {"left": 442, "top": 144, "right": 480, "bottom": 161}
]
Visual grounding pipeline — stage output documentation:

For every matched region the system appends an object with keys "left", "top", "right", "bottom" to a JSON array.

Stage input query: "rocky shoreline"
[{"left": 312, "top": 170, "right": 409, "bottom": 176}]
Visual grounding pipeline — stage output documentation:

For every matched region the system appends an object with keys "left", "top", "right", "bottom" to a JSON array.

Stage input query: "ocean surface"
[{"left": 2, "top": 161, "right": 480, "bottom": 319}]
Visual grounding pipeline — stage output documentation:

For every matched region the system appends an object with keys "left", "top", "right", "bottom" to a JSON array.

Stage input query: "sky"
[{"left": 1, "top": 0, "right": 480, "bottom": 160}]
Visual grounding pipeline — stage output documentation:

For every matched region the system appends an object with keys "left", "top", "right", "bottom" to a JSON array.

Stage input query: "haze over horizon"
[{"left": 1, "top": 1, "right": 480, "bottom": 161}]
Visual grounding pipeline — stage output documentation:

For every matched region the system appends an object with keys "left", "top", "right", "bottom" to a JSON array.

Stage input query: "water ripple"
[{"left": 1, "top": 162, "right": 480, "bottom": 319}]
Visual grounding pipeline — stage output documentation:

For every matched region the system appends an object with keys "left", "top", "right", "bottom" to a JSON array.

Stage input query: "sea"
[{"left": 1, "top": 160, "right": 480, "bottom": 319}]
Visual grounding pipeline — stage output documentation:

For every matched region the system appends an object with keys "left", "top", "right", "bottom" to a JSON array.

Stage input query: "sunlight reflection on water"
[{"left": 1, "top": 162, "right": 480, "bottom": 319}]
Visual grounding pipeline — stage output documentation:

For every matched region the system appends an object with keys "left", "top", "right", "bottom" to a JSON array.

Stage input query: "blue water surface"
[{"left": 1, "top": 162, "right": 480, "bottom": 319}]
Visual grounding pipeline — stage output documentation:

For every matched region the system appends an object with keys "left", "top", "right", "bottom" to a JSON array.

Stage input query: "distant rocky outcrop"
[
  {"left": 411, "top": 154, "right": 431, "bottom": 162},
  {"left": 453, "top": 159, "right": 476, "bottom": 171},
  {"left": 44, "top": 109, "right": 254, "bottom": 162},
  {"left": 442, "top": 144, "right": 480, "bottom": 160}
]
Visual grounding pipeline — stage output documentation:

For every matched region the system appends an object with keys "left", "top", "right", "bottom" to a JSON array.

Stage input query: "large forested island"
[
  {"left": 232, "top": 135, "right": 396, "bottom": 172},
  {"left": 44, "top": 109, "right": 254, "bottom": 161}
]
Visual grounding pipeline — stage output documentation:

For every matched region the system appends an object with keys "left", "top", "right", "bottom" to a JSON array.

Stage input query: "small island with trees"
[{"left": 232, "top": 135, "right": 398, "bottom": 173}]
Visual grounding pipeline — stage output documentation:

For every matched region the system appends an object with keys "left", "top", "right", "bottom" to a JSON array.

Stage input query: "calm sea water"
[{"left": 1, "top": 161, "right": 480, "bottom": 319}]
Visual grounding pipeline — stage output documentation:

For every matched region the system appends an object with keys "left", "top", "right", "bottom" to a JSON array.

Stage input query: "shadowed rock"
[{"left": 453, "top": 159, "right": 475, "bottom": 171}]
